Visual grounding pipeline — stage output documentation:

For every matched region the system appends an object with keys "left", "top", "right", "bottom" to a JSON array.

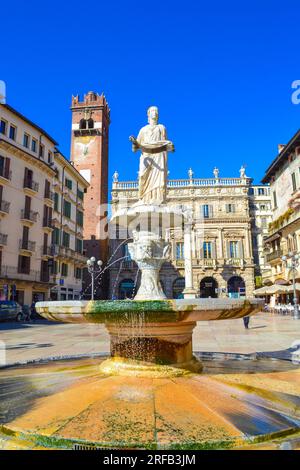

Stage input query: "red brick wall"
[{"left": 70, "top": 92, "right": 110, "bottom": 297}]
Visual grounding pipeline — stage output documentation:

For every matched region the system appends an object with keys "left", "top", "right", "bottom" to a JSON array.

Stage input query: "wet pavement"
[{"left": 0, "top": 312, "right": 300, "bottom": 366}]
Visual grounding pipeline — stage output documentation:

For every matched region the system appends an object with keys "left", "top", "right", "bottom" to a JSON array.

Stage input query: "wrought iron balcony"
[
  {"left": 74, "top": 251, "right": 88, "bottom": 263},
  {"left": 21, "top": 209, "right": 38, "bottom": 222},
  {"left": 0, "top": 233, "right": 8, "bottom": 245},
  {"left": 0, "top": 265, "right": 41, "bottom": 282},
  {"left": 43, "top": 217, "right": 54, "bottom": 229},
  {"left": 0, "top": 168, "right": 12, "bottom": 181},
  {"left": 23, "top": 179, "right": 39, "bottom": 193},
  {"left": 52, "top": 245, "right": 75, "bottom": 259},
  {"left": 266, "top": 249, "right": 283, "bottom": 263},
  {"left": 40, "top": 272, "right": 50, "bottom": 283},
  {"left": 44, "top": 189, "right": 54, "bottom": 201},
  {"left": 0, "top": 200, "right": 10, "bottom": 214},
  {"left": 19, "top": 239, "right": 36, "bottom": 252},
  {"left": 41, "top": 245, "right": 54, "bottom": 257}
]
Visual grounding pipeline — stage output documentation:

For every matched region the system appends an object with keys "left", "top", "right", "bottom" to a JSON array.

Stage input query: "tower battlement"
[{"left": 71, "top": 91, "right": 110, "bottom": 117}]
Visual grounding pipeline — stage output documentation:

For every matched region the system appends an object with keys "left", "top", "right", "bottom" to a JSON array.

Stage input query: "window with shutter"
[
  {"left": 202, "top": 205, "right": 209, "bottom": 218},
  {"left": 54, "top": 193, "right": 59, "bottom": 211},
  {"left": 62, "top": 231, "right": 70, "bottom": 248},
  {"left": 4, "top": 157, "right": 10, "bottom": 179},
  {"left": 203, "top": 241, "right": 212, "bottom": 259},
  {"left": 63, "top": 201, "right": 71, "bottom": 218}
]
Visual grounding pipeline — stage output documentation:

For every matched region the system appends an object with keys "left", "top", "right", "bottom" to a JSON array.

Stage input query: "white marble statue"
[
  {"left": 129, "top": 106, "right": 175, "bottom": 205},
  {"left": 239, "top": 165, "right": 247, "bottom": 178},
  {"left": 213, "top": 167, "right": 219, "bottom": 179}
]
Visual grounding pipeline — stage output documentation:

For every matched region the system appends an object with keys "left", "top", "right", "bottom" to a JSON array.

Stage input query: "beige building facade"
[
  {"left": 0, "top": 103, "right": 89, "bottom": 305},
  {"left": 109, "top": 169, "right": 270, "bottom": 300},
  {"left": 50, "top": 151, "right": 89, "bottom": 300},
  {"left": 262, "top": 131, "right": 300, "bottom": 289},
  {"left": 0, "top": 104, "right": 57, "bottom": 304}
]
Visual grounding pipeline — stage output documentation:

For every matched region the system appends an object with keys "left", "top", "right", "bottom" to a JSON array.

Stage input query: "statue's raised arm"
[
  {"left": 129, "top": 135, "right": 175, "bottom": 154},
  {"left": 129, "top": 106, "right": 174, "bottom": 205}
]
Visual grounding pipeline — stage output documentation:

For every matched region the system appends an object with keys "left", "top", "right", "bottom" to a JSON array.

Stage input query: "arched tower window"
[
  {"left": 88, "top": 118, "right": 94, "bottom": 129},
  {"left": 79, "top": 118, "right": 87, "bottom": 130}
]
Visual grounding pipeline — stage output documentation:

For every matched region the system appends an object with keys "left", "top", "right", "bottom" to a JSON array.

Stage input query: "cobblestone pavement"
[{"left": 0, "top": 312, "right": 300, "bottom": 366}]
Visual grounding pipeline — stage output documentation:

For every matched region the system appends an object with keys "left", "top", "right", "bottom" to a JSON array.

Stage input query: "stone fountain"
[{"left": 1, "top": 107, "right": 300, "bottom": 450}]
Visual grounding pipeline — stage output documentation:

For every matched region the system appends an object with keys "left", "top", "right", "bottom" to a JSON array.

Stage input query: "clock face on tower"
[{"left": 74, "top": 135, "right": 96, "bottom": 159}]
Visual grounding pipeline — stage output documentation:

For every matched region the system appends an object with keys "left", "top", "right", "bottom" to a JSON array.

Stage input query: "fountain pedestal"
[
  {"left": 105, "top": 320, "right": 202, "bottom": 373},
  {"left": 128, "top": 230, "right": 170, "bottom": 301},
  {"left": 112, "top": 203, "right": 185, "bottom": 301}
]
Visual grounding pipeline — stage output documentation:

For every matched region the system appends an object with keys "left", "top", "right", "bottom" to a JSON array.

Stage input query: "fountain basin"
[
  {"left": 1, "top": 356, "right": 300, "bottom": 450},
  {"left": 36, "top": 298, "right": 263, "bottom": 373}
]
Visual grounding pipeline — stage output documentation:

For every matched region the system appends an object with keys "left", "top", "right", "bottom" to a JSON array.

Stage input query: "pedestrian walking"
[{"left": 243, "top": 315, "right": 250, "bottom": 329}]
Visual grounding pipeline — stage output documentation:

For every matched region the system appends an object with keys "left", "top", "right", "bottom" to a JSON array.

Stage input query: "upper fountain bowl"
[{"left": 36, "top": 298, "right": 263, "bottom": 324}]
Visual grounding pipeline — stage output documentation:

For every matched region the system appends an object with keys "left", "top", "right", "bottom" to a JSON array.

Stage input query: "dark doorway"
[
  {"left": 200, "top": 277, "right": 218, "bottom": 298},
  {"left": 227, "top": 276, "right": 245, "bottom": 298}
]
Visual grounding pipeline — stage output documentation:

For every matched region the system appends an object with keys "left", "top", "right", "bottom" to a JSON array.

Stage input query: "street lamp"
[
  {"left": 86, "top": 257, "right": 103, "bottom": 301},
  {"left": 282, "top": 253, "right": 299, "bottom": 319}
]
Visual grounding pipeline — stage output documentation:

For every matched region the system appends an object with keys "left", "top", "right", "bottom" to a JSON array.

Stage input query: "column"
[
  {"left": 218, "top": 229, "right": 224, "bottom": 259},
  {"left": 183, "top": 222, "right": 197, "bottom": 299}
]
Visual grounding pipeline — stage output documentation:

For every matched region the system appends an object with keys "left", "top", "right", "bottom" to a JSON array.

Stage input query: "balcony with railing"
[
  {"left": 198, "top": 258, "right": 217, "bottom": 268},
  {"left": 174, "top": 258, "right": 185, "bottom": 267},
  {"left": 23, "top": 179, "right": 39, "bottom": 193},
  {"left": 52, "top": 245, "right": 75, "bottom": 260},
  {"left": 0, "top": 233, "right": 8, "bottom": 246},
  {"left": 19, "top": 239, "right": 36, "bottom": 253},
  {"left": 43, "top": 217, "right": 54, "bottom": 230},
  {"left": 40, "top": 271, "right": 51, "bottom": 283},
  {"left": 225, "top": 258, "right": 244, "bottom": 267},
  {"left": 0, "top": 200, "right": 10, "bottom": 215},
  {"left": 113, "top": 177, "right": 252, "bottom": 192},
  {"left": 41, "top": 245, "right": 53, "bottom": 257},
  {"left": 44, "top": 189, "right": 54, "bottom": 202},
  {"left": 266, "top": 249, "right": 283, "bottom": 263},
  {"left": 74, "top": 250, "right": 88, "bottom": 264},
  {"left": 21, "top": 209, "right": 38, "bottom": 223},
  {"left": 0, "top": 167, "right": 12, "bottom": 182},
  {"left": 0, "top": 265, "right": 41, "bottom": 282}
]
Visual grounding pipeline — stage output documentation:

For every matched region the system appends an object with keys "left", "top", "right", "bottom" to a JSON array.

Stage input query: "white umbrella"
[{"left": 253, "top": 285, "right": 289, "bottom": 296}]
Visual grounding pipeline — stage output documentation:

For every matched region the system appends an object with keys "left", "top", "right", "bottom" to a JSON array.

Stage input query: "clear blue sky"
[{"left": 2, "top": 0, "right": 300, "bottom": 185}]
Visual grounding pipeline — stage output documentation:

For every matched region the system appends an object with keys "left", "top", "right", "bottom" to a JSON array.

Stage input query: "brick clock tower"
[{"left": 70, "top": 91, "right": 110, "bottom": 299}]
